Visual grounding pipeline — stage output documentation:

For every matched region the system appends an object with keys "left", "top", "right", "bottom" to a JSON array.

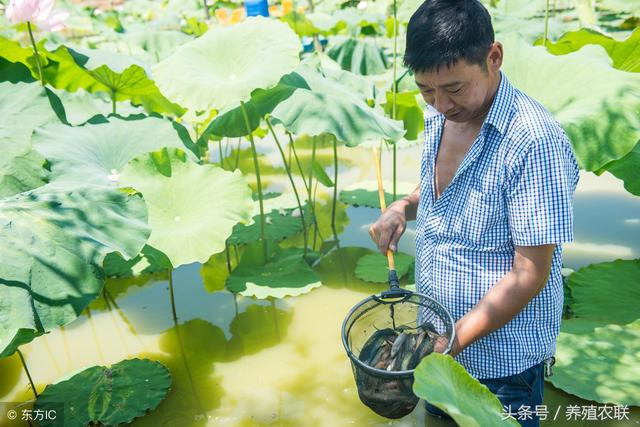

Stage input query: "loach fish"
[{"left": 359, "top": 328, "right": 397, "bottom": 366}]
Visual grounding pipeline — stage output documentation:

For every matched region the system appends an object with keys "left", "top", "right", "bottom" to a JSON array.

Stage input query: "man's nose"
[{"left": 434, "top": 92, "right": 453, "bottom": 114}]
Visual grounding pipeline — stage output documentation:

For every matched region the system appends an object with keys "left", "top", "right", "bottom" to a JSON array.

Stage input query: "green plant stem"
[
  {"left": 234, "top": 137, "right": 242, "bottom": 170},
  {"left": 168, "top": 268, "right": 177, "bottom": 322},
  {"left": 111, "top": 90, "right": 117, "bottom": 115},
  {"left": 240, "top": 101, "right": 267, "bottom": 263},
  {"left": 288, "top": 132, "right": 310, "bottom": 195},
  {"left": 288, "top": 132, "right": 321, "bottom": 241},
  {"left": 331, "top": 136, "right": 338, "bottom": 236},
  {"left": 202, "top": 0, "right": 210, "bottom": 19},
  {"left": 543, "top": 0, "right": 550, "bottom": 48},
  {"left": 17, "top": 349, "right": 38, "bottom": 398},
  {"left": 218, "top": 139, "right": 224, "bottom": 167},
  {"left": 225, "top": 242, "right": 232, "bottom": 273},
  {"left": 266, "top": 118, "right": 309, "bottom": 257},
  {"left": 310, "top": 137, "right": 318, "bottom": 249},
  {"left": 26, "top": 22, "right": 44, "bottom": 86}
]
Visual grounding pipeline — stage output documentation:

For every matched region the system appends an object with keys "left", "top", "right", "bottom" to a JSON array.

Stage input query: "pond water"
[{"left": 1, "top": 140, "right": 639, "bottom": 426}]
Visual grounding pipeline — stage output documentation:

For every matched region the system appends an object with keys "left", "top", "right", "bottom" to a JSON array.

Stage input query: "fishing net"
[{"left": 341, "top": 286, "right": 456, "bottom": 419}]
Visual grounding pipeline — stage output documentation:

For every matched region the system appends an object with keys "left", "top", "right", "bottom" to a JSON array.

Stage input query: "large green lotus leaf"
[
  {"left": 123, "top": 28, "right": 192, "bottom": 62},
  {"left": 382, "top": 90, "right": 424, "bottom": 141},
  {"left": 0, "top": 184, "right": 150, "bottom": 358},
  {"left": 227, "top": 204, "right": 309, "bottom": 246},
  {"left": 270, "top": 61, "right": 405, "bottom": 146},
  {"left": 152, "top": 17, "right": 301, "bottom": 113},
  {"left": 355, "top": 252, "right": 414, "bottom": 283},
  {"left": 34, "top": 358, "right": 171, "bottom": 427},
  {"left": 32, "top": 116, "right": 191, "bottom": 186},
  {"left": 119, "top": 148, "right": 253, "bottom": 267},
  {"left": 550, "top": 319, "right": 640, "bottom": 406},
  {"left": 502, "top": 35, "right": 640, "bottom": 171},
  {"left": 601, "top": 140, "right": 640, "bottom": 196},
  {"left": 537, "top": 28, "right": 640, "bottom": 72},
  {"left": 41, "top": 46, "right": 184, "bottom": 116},
  {"left": 282, "top": 11, "right": 344, "bottom": 36},
  {"left": 413, "top": 353, "right": 520, "bottom": 426},
  {"left": 0, "top": 81, "right": 59, "bottom": 197},
  {"left": 0, "top": 84, "right": 68, "bottom": 200},
  {"left": 326, "top": 37, "right": 390, "bottom": 76},
  {"left": 339, "top": 180, "right": 414, "bottom": 208},
  {"left": 226, "top": 244, "right": 322, "bottom": 297},
  {"left": 201, "top": 71, "right": 309, "bottom": 139},
  {"left": 566, "top": 259, "right": 640, "bottom": 325}
]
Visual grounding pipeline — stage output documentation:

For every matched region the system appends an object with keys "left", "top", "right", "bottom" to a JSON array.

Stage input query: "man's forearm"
[{"left": 449, "top": 245, "right": 554, "bottom": 356}]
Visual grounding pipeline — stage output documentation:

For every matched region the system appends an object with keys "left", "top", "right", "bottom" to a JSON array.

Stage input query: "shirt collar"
[{"left": 482, "top": 70, "right": 515, "bottom": 136}]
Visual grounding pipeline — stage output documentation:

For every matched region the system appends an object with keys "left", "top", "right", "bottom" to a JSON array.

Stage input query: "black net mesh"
[{"left": 341, "top": 290, "right": 455, "bottom": 419}]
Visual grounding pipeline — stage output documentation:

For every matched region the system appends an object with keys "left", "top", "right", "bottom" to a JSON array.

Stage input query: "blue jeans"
[{"left": 424, "top": 361, "right": 545, "bottom": 427}]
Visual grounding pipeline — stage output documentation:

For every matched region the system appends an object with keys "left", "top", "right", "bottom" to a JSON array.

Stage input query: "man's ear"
[{"left": 486, "top": 42, "right": 503, "bottom": 72}]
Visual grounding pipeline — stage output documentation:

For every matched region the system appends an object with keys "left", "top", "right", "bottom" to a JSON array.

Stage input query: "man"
[{"left": 368, "top": 0, "right": 579, "bottom": 426}]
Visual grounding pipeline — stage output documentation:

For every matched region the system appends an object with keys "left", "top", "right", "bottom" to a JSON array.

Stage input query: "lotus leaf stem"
[
  {"left": 168, "top": 268, "right": 178, "bottom": 322},
  {"left": 543, "top": 0, "right": 550, "bottom": 47},
  {"left": 26, "top": 22, "right": 44, "bottom": 86},
  {"left": 240, "top": 101, "right": 267, "bottom": 262},
  {"left": 266, "top": 118, "right": 309, "bottom": 257},
  {"left": 331, "top": 136, "right": 339, "bottom": 235},
  {"left": 17, "top": 349, "right": 38, "bottom": 398}
]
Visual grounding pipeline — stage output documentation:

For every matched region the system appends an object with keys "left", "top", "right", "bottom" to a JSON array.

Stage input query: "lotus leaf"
[
  {"left": 601, "top": 140, "right": 640, "bottom": 196},
  {"left": 537, "top": 28, "right": 640, "bottom": 72},
  {"left": 270, "top": 61, "right": 405, "bottom": 145},
  {"left": 119, "top": 148, "right": 253, "bottom": 267},
  {"left": 502, "top": 35, "right": 640, "bottom": 171},
  {"left": 152, "top": 17, "right": 301, "bottom": 113},
  {"left": 551, "top": 319, "right": 640, "bottom": 406},
  {"left": 567, "top": 259, "right": 640, "bottom": 325},
  {"left": 228, "top": 204, "right": 309, "bottom": 246},
  {"left": 413, "top": 353, "right": 520, "bottom": 426},
  {"left": 32, "top": 116, "right": 192, "bottom": 186},
  {"left": 34, "top": 358, "right": 171, "bottom": 427},
  {"left": 0, "top": 184, "right": 149, "bottom": 358},
  {"left": 326, "top": 37, "right": 390, "bottom": 75},
  {"left": 226, "top": 243, "right": 321, "bottom": 297},
  {"left": 355, "top": 252, "right": 415, "bottom": 283}
]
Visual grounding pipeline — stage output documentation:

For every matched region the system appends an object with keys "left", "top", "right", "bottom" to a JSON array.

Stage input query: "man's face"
[{"left": 414, "top": 45, "right": 502, "bottom": 123}]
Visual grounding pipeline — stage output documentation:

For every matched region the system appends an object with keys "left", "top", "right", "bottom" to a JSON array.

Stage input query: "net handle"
[{"left": 373, "top": 148, "right": 407, "bottom": 298}]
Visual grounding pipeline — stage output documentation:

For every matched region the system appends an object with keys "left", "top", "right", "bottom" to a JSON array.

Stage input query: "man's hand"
[
  {"left": 433, "top": 333, "right": 462, "bottom": 357},
  {"left": 368, "top": 200, "right": 408, "bottom": 254}
]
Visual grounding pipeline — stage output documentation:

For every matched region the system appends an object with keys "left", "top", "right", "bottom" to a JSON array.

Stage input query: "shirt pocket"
[{"left": 449, "top": 189, "right": 505, "bottom": 246}]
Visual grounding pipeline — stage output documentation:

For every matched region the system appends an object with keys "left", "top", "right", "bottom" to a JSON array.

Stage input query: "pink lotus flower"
[{"left": 6, "top": 0, "right": 69, "bottom": 31}]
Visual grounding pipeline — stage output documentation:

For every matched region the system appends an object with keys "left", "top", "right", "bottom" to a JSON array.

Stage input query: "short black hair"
[{"left": 403, "top": 0, "right": 495, "bottom": 73}]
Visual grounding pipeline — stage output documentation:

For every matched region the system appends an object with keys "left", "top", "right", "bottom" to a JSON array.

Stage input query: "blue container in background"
[{"left": 245, "top": 0, "right": 269, "bottom": 17}]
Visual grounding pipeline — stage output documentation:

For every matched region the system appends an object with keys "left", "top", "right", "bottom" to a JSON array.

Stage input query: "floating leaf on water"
[
  {"left": 34, "top": 358, "right": 172, "bottom": 427},
  {"left": 227, "top": 204, "right": 309, "bottom": 246},
  {"left": 226, "top": 244, "right": 321, "bottom": 297}
]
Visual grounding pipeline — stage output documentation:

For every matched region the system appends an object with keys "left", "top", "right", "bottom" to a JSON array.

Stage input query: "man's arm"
[{"left": 437, "top": 244, "right": 556, "bottom": 356}]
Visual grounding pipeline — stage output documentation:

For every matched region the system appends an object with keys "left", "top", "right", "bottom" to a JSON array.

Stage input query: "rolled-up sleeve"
[{"left": 506, "top": 136, "right": 578, "bottom": 246}]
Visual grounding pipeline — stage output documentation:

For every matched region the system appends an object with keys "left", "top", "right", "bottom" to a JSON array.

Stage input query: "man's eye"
[{"left": 449, "top": 87, "right": 462, "bottom": 94}]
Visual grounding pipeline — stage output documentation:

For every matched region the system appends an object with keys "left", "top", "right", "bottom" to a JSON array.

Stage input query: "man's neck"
[{"left": 466, "top": 72, "right": 502, "bottom": 129}]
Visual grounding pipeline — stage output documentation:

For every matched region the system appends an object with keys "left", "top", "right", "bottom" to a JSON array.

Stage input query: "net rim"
[{"left": 341, "top": 290, "right": 456, "bottom": 378}]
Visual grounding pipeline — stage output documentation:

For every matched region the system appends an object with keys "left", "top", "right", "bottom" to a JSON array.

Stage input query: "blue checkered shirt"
[{"left": 415, "top": 71, "right": 580, "bottom": 379}]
